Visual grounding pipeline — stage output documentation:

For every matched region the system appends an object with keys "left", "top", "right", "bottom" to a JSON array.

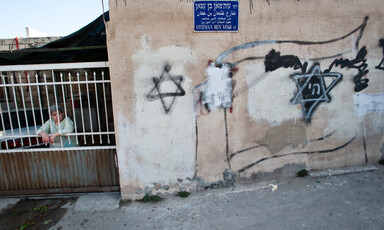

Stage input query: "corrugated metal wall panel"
[{"left": 0, "top": 148, "right": 119, "bottom": 195}]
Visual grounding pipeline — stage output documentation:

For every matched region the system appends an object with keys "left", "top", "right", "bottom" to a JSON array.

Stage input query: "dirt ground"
[{"left": 0, "top": 198, "right": 77, "bottom": 230}]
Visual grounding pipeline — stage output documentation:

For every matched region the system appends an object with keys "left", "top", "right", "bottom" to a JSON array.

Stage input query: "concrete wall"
[
  {"left": 106, "top": 0, "right": 384, "bottom": 199},
  {"left": 0, "top": 37, "right": 61, "bottom": 51}
]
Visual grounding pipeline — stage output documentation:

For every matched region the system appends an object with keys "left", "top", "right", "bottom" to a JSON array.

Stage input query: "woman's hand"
[
  {"left": 40, "top": 132, "right": 50, "bottom": 143},
  {"left": 49, "top": 133, "right": 60, "bottom": 143}
]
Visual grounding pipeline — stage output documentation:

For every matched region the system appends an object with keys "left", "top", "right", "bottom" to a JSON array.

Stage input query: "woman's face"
[{"left": 51, "top": 111, "right": 64, "bottom": 123}]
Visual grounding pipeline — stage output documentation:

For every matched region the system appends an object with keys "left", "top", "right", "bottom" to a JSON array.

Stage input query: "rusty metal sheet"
[{"left": 0, "top": 148, "right": 119, "bottom": 196}]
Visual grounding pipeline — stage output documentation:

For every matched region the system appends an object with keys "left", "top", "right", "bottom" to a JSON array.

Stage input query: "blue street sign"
[{"left": 194, "top": 1, "right": 239, "bottom": 32}]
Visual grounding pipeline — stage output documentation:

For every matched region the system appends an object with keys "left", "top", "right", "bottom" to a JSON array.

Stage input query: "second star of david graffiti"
[{"left": 291, "top": 64, "right": 342, "bottom": 123}]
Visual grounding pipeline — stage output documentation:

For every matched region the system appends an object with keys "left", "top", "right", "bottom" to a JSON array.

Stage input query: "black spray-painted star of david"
[
  {"left": 290, "top": 64, "right": 342, "bottom": 123},
  {"left": 147, "top": 65, "right": 186, "bottom": 113}
]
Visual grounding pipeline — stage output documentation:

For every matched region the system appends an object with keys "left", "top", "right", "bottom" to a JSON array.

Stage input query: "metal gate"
[
  {"left": 0, "top": 148, "right": 119, "bottom": 196},
  {"left": 0, "top": 62, "right": 119, "bottom": 196}
]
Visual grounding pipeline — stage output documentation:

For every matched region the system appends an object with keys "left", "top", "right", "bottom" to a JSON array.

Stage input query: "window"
[{"left": 0, "top": 62, "right": 115, "bottom": 150}]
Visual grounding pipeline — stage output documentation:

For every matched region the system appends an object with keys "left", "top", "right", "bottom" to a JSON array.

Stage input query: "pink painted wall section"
[{"left": 106, "top": 0, "right": 384, "bottom": 199}]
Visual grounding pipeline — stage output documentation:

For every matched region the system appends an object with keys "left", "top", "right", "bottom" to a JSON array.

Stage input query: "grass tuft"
[
  {"left": 178, "top": 191, "right": 190, "bottom": 198},
  {"left": 139, "top": 195, "right": 163, "bottom": 203}
]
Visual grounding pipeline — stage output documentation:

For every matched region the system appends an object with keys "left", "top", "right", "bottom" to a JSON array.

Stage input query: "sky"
[{"left": 0, "top": 0, "right": 109, "bottom": 39}]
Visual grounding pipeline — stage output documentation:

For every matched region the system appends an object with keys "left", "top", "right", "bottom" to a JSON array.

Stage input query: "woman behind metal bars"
[{"left": 36, "top": 105, "right": 78, "bottom": 148}]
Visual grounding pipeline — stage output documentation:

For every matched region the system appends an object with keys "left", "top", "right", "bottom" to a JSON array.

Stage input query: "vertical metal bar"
[
  {"left": 0, "top": 76, "right": 9, "bottom": 149},
  {"left": 44, "top": 73, "right": 53, "bottom": 141},
  {"left": 69, "top": 73, "right": 79, "bottom": 145},
  {"left": 77, "top": 72, "right": 86, "bottom": 144},
  {"left": 4, "top": 75, "right": 15, "bottom": 148},
  {"left": 85, "top": 72, "right": 94, "bottom": 144},
  {"left": 93, "top": 71, "right": 102, "bottom": 144},
  {"left": 52, "top": 70, "right": 63, "bottom": 147},
  {"left": 102, "top": 71, "right": 110, "bottom": 144},
  {"left": 11, "top": 75, "right": 23, "bottom": 146},
  {"left": 36, "top": 74, "right": 46, "bottom": 144},
  {"left": 60, "top": 72, "right": 71, "bottom": 145},
  {"left": 28, "top": 74, "right": 40, "bottom": 146},
  {"left": 18, "top": 74, "right": 31, "bottom": 147}
]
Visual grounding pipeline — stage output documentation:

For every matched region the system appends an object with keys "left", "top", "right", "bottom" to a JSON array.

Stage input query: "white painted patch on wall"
[
  {"left": 202, "top": 63, "right": 232, "bottom": 110},
  {"left": 246, "top": 62, "right": 301, "bottom": 125},
  {"left": 115, "top": 114, "right": 145, "bottom": 186},
  {"left": 353, "top": 93, "right": 384, "bottom": 116},
  {"left": 123, "top": 35, "right": 196, "bottom": 187}
]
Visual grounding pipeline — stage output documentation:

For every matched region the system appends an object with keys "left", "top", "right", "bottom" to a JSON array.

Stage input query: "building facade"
[{"left": 106, "top": 0, "right": 384, "bottom": 199}]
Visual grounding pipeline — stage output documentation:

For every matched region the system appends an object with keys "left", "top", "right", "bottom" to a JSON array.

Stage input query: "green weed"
[
  {"left": 178, "top": 191, "right": 190, "bottom": 198},
  {"left": 297, "top": 169, "right": 309, "bottom": 177},
  {"left": 32, "top": 206, "right": 48, "bottom": 212},
  {"left": 43, "top": 219, "right": 52, "bottom": 225},
  {"left": 140, "top": 195, "right": 162, "bottom": 203}
]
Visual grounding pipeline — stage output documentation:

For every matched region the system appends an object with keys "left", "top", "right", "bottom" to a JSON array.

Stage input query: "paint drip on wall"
[{"left": 202, "top": 63, "right": 233, "bottom": 110}]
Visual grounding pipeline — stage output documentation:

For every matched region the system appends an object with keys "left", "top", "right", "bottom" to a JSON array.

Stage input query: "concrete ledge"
[
  {"left": 309, "top": 165, "right": 378, "bottom": 177},
  {"left": 74, "top": 193, "right": 121, "bottom": 213},
  {"left": 0, "top": 198, "right": 20, "bottom": 214}
]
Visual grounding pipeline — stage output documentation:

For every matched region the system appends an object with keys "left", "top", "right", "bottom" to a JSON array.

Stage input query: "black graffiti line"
[
  {"left": 147, "top": 76, "right": 186, "bottom": 99},
  {"left": 224, "top": 109, "right": 231, "bottom": 169},
  {"left": 375, "top": 38, "right": 384, "bottom": 70},
  {"left": 308, "top": 51, "right": 355, "bottom": 62},
  {"left": 234, "top": 49, "right": 357, "bottom": 69},
  {"left": 237, "top": 134, "right": 357, "bottom": 173},
  {"left": 149, "top": 78, "right": 175, "bottom": 112},
  {"left": 325, "top": 47, "right": 368, "bottom": 71},
  {"left": 232, "top": 56, "right": 265, "bottom": 67},
  {"left": 309, "top": 130, "right": 337, "bottom": 142},
  {"left": 229, "top": 144, "right": 263, "bottom": 160},
  {"left": 264, "top": 49, "right": 308, "bottom": 73},
  {"left": 361, "top": 124, "right": 368, "bottom": 164},
  {"left": 230, "top": 130, "right": 337, "bottom": 161},
  {"left": 363, "top": 134, "right": 368, "bottom": 164},
  {"left": 324, "top": 46, "right": 369, "bottom": 92},
  {"left": 216, "top": 17, "right": 368, "bottom": 64},
  {"left": 156, "top": 78, "right": 176, "bottom": 113},
  {"left": 376, "top": 59, "right": 384, "bottom": 70},
  {"left": 234, "top": 49, "right": 356, "bottom": 68},
  {"left": 194, "top": 118, "right": 198, "bottom": 179}
]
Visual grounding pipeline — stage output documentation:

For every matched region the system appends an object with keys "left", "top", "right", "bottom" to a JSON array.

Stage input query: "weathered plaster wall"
[{"left": 107, "top": 0, "right": 384, "bottom": 199}]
